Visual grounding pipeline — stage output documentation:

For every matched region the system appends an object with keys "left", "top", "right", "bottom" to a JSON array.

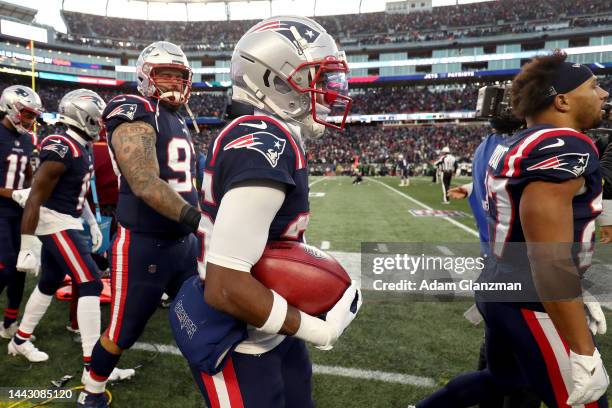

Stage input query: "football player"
[
  {"left": 79, "top": 42, "right": 200, "bottom": 407},
  {"left": 418, "top": 51, "right": 609, "bottom": 407},
  {"left": 0, "top": 86, "right": 42, "bottom": 339},
  {"left": 7, "top": 90, "right": 107, "bottom": 367},
  {"left": 169, "top": 16, "right": 361, "bottom": 408}
]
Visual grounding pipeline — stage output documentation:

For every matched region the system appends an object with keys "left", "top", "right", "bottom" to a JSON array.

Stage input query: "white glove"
[
  {"left": 316, "top": 283, "right": 363, "bottom": 350},
  {"left": 566, "top": 349, "right": 609, "bottom": 406},
  {"left": 89, "top": 222, "right": 103, "bottom": 252},
  {"left": 16, "top": 234, "right": 41, "bottom": 276},
  {"left": 11, "top": 188, "right": 31, "bottom": 208},
  {"left": 196, "top": 215, "right": 212, "bottom": 279},
  {"left": 584, "top": 294, "right": 607, "bottom": 335}
]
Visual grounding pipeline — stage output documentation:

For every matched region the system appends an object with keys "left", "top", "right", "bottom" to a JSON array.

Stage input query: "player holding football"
[
  {"left": 0, "top": 86, "right": 42, "bottom": 339},
  {"left": 169, "top": 16, "right": 361, "bottom": 408},
  {"left": 418, "top": 51, "right": 609, "bottom": 407},
  {"left": 78, "top": 42, "right": 200, "bottom": 407}
]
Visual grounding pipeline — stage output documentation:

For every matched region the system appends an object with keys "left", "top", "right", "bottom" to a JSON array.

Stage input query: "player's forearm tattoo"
[{"left": 111, "top": 121, "right": 188, "bottom": 222}]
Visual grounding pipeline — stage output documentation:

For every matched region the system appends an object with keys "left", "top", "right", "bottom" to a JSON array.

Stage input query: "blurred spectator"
[
  {"left": 0, "top": 75, "right": 609, "bottom": 175},
  {"left": 60, "top": 1, "right": 612, "bottom": 51},
  {"left": 351, "top": 85, "right": 479, "bottom": 114}
]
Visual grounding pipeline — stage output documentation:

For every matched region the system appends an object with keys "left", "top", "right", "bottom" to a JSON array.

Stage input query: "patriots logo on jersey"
[
  {"left": 526, "top": 152, "right": 590, "bottom": 176},
  {"left": 223, "top": 132, "right": 286, "bottom": 167},
  {"left": 42, "top": 142, "right": 69, "bottom": 159},
  {"left": 106, "top": 104, "right": 137, "bottom": 121}
]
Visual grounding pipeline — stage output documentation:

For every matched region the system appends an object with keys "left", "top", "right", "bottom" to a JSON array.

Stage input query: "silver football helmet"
[
  {"left": 231, "top": 16, "right": 352, "bottom": 138},
  {"left": 0, "top": 85, "right": 43, "bottom": 134},
  {"left": 136, "top": 41, "right": 192, "bottom": 106},
  {"left": 57, "top": 89, "right": 106, "bottom": 141}
]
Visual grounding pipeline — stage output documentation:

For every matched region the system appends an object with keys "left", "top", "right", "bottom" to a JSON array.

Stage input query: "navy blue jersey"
[
  {"left": 200, "top": 114, "right": 309, "bottom": 258},
  {"left": 39, "top": 132, "right": 93, "bottom": 218},
  {"left": 170, "top": 114, "right": 308, "bottom": 374},
  {"left": 103, "top": 94, "right": 198, "bottom": 237},
  {"left": 480, "top": 125, "right": 602, "bottom": 307},
  {"left": 0, "top": 123, "right": 35, "bottom": 217}
]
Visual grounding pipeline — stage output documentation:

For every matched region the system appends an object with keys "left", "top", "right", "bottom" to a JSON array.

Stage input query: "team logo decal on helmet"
[
  {"left": 231, "top": 16, "right": 352, "bottom": 138},
  {"left": 0, "top": 85, "right": 43, "bottom": 134},
  {"left": 57, "top": 89, "right": 106, "bottom": 141}
]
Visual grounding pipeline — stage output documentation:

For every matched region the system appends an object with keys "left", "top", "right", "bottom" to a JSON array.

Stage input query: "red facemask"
[
  {"left": 287, "top": 56, "right": 352, "bottom": 131},
  {"left": 148, "top": 64, "right": 193, "bottom": 106}
]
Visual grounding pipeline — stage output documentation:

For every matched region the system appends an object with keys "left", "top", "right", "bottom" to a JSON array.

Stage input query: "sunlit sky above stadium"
[{"left": 4, "top": 0, "right": 495, "bottom": 33}]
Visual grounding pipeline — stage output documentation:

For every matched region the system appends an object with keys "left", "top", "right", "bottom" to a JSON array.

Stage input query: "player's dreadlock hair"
[{"left": 511, "top": 49, "right": 568, "bottom": 119}]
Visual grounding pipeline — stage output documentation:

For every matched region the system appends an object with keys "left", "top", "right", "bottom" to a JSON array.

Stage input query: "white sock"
[
  {"left": 18, "top": 287, "right": 53, "bottom": 336},
  {"left": 85, "top": 373, "right": 107, "bottom": 394},
  {"left": 77, "top": 296, "right": 101, "bottom": 358}
]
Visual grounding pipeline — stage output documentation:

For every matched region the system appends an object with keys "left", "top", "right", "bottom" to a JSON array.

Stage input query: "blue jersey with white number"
[
  {"left": 103, "top": 94, "right": 198, "bottom": 237},
  {"left": 0, "top": 122, "right": 35, "bottom": 217},
  {"left": 40, "top": 132, "right": 93, "bottom": 218},
  {"left": 479, "top": 125, "right": 602, "bottom": 308},
  {"left": 469, "top": 133, "right": 506, "bottom": 252},
  {"left": 200, "top": 114, "right": 309, "bottom": 254}
]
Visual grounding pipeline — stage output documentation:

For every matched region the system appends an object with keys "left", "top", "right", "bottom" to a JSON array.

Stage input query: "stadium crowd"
[
  {"left": 351, "top": 86, "right": 479, "bottom": 113},
  {"left": 2, "top": 74, "right": 609, "bottom": 171},
  {"left": 60, "top": 0, "right": 612, "bottom": 50},
  {"left": 189, "top": 123, "right": 485, "bottom": 176},
  {"left": 0, "top": 76, "right": 227, "bottom": 119}
]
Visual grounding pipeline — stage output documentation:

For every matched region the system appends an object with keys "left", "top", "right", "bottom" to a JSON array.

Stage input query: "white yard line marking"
[
  {"left": 321, "top": 241, "right": 331, "bottom": 250},
  {"left": 377, "top": 243, "right": 389, "bottom": 253},
  {"left": 366, "top": 178, "right": 479, "bottom": 238},
  {"left": 132, "top": 342, "right": 435, "bottom": 387},
  {"left": 312, "top": 364, "right": 436, "bottom": 387},
  {"left": 436, "top": 246, "right": 455, "bottom": 256},
  {"left": 309, "top": 176, "right": 329, "bottom": 188}
]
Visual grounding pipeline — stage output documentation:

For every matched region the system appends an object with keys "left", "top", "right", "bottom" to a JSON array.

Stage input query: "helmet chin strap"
[
  {"left": 59, "top": 115, "right": 97, "bottom": 141},
  {"left": 291, "top": 102, "right": 330, "bottom": 139},
  {"left": 295, "top": 115, "right": 326, "bottom": 139},
  {"left": 239, "top": 73, "right": 331, "bottom": 139},
  {"left": 7, "top": 115, "right": 23, "bottom": 133},
  {"left": 157, "top": 89, "right": 199, "bottom": 134}
]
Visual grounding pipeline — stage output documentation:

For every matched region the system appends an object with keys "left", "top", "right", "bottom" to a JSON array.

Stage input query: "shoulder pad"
[
  {"left": 209, "top": 115, "right": 305, "bottom": 170},
  {"left": 41, "top": 134, "right": 80, "bottom": 159},
  {"left": 103, "top": 94, "right": 155, "bottom": 122},
  {"left": 502, "top": 128, "right": 597, "bottom": 179}
]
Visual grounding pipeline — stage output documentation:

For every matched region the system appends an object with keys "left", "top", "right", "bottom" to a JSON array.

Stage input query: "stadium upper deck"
[{"left": 58, "top": 0, "right": 611, "bottom": 52}]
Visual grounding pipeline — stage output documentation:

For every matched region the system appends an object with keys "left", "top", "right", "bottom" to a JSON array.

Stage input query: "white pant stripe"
[
  {"left": 212, "top": 371, "right": 232, "bottom": 408},
  {"left": 55, "top": 232, "right": 87, "bottom": 282},
  {"left": 533, "top": 311, "right": 584, "bottom": 408},
  {"left": 109, "top": 227, "right": 126, "bottom": 341}
]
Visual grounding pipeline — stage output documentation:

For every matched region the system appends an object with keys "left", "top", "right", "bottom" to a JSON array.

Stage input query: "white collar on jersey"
[{"left": 65, "top": 128, "right": 89, "bottom": 147}]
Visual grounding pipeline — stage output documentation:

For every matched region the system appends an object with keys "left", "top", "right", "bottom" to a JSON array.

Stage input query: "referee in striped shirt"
[{"left": 435, "top": 146, "right": 457, "bottom": 204}]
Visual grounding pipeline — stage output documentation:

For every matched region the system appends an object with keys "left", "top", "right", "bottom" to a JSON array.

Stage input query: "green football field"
[{"left": 1, "top": 176, "right": 611, "bottom": 407}]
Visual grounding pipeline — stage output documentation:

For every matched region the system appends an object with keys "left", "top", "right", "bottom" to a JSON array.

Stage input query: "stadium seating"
[{"left": 60, "top": 0, "right": 612, "bottom": 50}]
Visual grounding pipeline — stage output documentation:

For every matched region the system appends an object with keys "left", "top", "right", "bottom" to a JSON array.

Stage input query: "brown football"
[{"left": 251, "top": 241, "right": 351, "bottom": 315}]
